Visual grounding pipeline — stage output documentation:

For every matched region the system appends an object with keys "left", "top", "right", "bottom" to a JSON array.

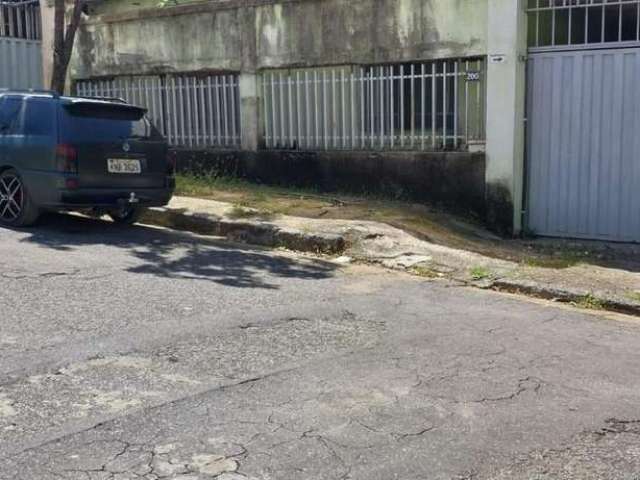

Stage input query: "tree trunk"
[{"left": 50, "top": 0, "right": 84, "bottom": 94}]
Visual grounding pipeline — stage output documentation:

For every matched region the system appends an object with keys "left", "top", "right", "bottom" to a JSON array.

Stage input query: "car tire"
[
  {"left": 0, "top": 168, "right": 40, "bottom": 228},
  {"left": 108, "top": 206, "right": 145, "bottom": 225}
]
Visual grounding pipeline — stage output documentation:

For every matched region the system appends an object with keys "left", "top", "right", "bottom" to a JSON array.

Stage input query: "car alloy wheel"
[{"left": 0, "top": 173, "right": 23, "bottom": 223}]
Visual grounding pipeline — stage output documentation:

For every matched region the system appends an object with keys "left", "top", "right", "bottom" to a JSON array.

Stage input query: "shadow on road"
[{"left": 13, "top": 213, "right": 337, "bottom": 289}]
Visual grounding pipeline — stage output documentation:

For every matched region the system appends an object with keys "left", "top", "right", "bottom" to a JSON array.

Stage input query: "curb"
[
  {"left": 142, "top": 207, "right": 347, "bottom": 255},
  {"left": 490, "top": 279, "right": 640, "bottom": 317},
  {"left": 142, "top": 206, "right": 640, "bottom": 318}
]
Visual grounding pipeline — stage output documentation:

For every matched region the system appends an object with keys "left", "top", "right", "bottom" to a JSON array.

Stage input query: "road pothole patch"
[
  {"left": 0, "top": 311, "right": 384, "bottom": 449},
  {"left": 0, "top": 393, "right": 16, "bottom": 418}
]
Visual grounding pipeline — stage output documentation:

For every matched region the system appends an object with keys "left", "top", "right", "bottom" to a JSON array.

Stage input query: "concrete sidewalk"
[{"left": 144, "top": 196, "right": 640, "bottom": 316}]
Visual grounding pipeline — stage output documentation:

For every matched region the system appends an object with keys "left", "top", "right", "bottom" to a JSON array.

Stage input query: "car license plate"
[{"left": 108, "top": 158, "right": 142, "bottom": 174}]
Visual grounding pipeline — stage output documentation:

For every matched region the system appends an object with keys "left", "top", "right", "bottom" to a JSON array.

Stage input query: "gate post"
[
  {"left": 485, "top": 0, "right": 528, "bottom": 235},
  {"left": 239, "top": 73, "right": 260, "bottom": 151},
  {"left": 40, "top": 1, "right": 55, "bottom": 90}
]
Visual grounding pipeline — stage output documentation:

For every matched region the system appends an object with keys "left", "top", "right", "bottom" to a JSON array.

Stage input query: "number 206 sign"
[{"left": 466, "top": 71, "right": 481, "bottom": 82}]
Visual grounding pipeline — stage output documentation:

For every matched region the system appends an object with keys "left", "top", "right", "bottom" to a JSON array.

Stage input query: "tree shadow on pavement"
[{"left": 15, "top": 213, "right": 337, "bottom": 289}]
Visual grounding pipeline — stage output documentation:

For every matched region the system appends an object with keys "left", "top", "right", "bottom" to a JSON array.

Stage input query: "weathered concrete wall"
[
  {"left": 484, "top": 0, "right": 527, "bottom": 235},
  {"left": 73, "top": 7, "right": 247, "bottom": 78},
  {"left": 174, "top": 149, "right": 487, "bottom": 216},
  {"left": 254, "top": 0, "right": 486, "bottom": 68},
  {"left": 71, "top": 0, "right": 488, "bottom": 79}
]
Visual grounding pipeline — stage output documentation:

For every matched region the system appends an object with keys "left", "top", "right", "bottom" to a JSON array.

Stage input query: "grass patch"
[
  {"left": 572, "top": 293, "right": 605, "bottom": 311},
  {"left": 410, "top": 265, "right": 440, "bottom": 279},
  {"left": 625, "top": 291, "right": 640, "bottom": 303},
  {"left": 227, "top": 204, "right": 276, "bottom": 221},
  {"left": 227, "top": 205, "right": 259, "bottom": 219},
  {"left": 470, "top": 266, "right": 492, "bottom": 281},
  {"left": 522, "top": 250, "right": 588, "bottom": 269},
  {"left": 176, "top": 173, "right": 316, "bottom": 201},
  {"left": 176, "top": 174, "right": 332, "bottom": 217},
  {"left": 176, "top": 173, "right": 255, "bottom": 196}
]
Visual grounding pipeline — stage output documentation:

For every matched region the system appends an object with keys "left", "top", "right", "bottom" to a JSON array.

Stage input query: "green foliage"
[
  {"left": 410, "top": 266, "right": 440, "bottom": 279},
  {"left": 522, "top": 250, "right": 588, "bottom": 269},
  {"left": 572, "top": 294, "right": 605, "bottom": 311},
  {"left": 625, "top": 291, "right": 640, "bottom": 303},
  {"left": 470, "top": 266, "right": 492, "bottom": 281},
  {"left": 226, "top": 205, "right": 275, "bottom": 221}
]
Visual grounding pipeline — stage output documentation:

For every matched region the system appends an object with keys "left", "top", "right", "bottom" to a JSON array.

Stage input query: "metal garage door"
[
  {"left": 526, "top": 48, "right": 640, "bottom": 242},
  {"left": 525, "top": 0, "right": 640, "bottom": 242},
  {"left": 0, "top": 1, "right": 43, "bottom": 89},
  {"left": 0, "top": 37, "right": 43, "bottom": 89}
]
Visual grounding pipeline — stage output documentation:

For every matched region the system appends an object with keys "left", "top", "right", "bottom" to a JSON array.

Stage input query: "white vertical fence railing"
[
  {"left": 0, "top": 0, "right": 41, "bottom": 40},
  {"left": 261, "top": 59, "right": 485, "bottom": 152},
  {"left": 75, "top": 73, "right": 241, "bottom": 148},
  {"left": 76, "top": 60, "right": 484, "bottom": 152}
]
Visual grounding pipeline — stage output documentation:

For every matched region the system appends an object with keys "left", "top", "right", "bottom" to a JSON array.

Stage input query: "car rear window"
[
  {"left": 24, "top": 98, "right": 57, "bottom": 136},
  {"left": 0, "top": 96, "right": 57, "bottom": 136},
  {"left": 0, "top": 97, "right": 23, "bottom": 134},
  {"left": 60, "top": 102, "right": 163, "bottom": 142}
]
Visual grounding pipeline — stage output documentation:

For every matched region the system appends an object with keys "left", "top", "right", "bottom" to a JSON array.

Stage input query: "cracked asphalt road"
[{"left": 2, "top": 214, "right": 640, "bottom": 479}]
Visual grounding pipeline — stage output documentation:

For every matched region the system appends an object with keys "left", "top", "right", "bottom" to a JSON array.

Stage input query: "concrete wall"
[
  {"left": 174, "top": 149, "right": 487, "bottom": 216},
  {"left": 71, "top": 0, "right": 488, "bottom": 78}
]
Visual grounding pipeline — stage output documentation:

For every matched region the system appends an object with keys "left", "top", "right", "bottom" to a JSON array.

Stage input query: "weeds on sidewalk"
[
  {"left": 410, "top": 265, "right": 441, "bottom": 279},
  {"left": 572, "top": 294, "right": 605, "bottom": 311},
  {"left": 625, "top": 291, "right": 640, "bottom": 303},
  {"left": 227, "top": 205, "right": 276, "bottom": 221},
  {"left": 522, "top": 250, "right": 588, "bottom": 269},
  {"left": 470, "top": 266, "right": 493, "bottom": 281},
  {"left": 177, "top": 174, "right": 318, "bottom": 210}
]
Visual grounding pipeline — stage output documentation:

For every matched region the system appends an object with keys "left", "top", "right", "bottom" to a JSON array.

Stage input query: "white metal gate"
[
  {"left": 0, "top": 0, "right": 42, "bottom": 89},
  {"left": 527, "top": 48, "right": 640, "bottom": 242},
  {"left": 526, "top": 1, "right": 640, "bottom": 242},
  {"left": 0, "top": 37, "right": 42, "bottom": 88}
]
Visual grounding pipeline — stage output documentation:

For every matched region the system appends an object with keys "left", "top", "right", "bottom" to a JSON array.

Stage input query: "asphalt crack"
[{"left": 469, "top": 376, "right": 543, "bottom": 404}]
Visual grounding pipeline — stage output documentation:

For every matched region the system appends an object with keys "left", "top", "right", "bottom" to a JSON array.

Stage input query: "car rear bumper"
[
  {"left": 22, "top": 170, "right": 175, "bottom": 209},
  {"left": 56, "top": 187, "right": 174, "bottom": 209}
]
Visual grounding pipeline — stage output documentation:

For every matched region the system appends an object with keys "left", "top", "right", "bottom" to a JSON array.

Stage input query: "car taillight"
[
  {"left": 56, "top": 144, "right": 78, "bottom": 174},
  {"left": 167, "top": 150, "right": 177, "bottom": 176},
  {"left": 65, "top": 178, "right": 79, "bottom": 190}
]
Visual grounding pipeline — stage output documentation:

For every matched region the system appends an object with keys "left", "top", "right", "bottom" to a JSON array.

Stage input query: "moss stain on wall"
[{"left": 73, "top": 0, "right": 489, "bottom": 78}]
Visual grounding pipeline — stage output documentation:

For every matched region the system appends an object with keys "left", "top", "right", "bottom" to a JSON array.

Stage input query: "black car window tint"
[
  {"left": 61, "top": 103, "right": 162, "bottom": 142},
  {"left": 23, "top": 98, "right": 55, "bottom": 136},
  {"left": 0, "top": 97, "right": 24, "bottom": 134}
]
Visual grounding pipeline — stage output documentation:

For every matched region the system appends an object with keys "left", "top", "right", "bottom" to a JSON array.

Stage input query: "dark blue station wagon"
[{"left": 0, "top": 90, "right": 175, "bottom": 227}]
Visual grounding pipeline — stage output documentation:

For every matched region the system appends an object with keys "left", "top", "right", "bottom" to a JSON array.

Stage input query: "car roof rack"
[
  {"left": 0, "top": 88, "right": 60, "bottom": 98},
  {"left": 73, "top": 95, "right": 128, "bottom": 104}
]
